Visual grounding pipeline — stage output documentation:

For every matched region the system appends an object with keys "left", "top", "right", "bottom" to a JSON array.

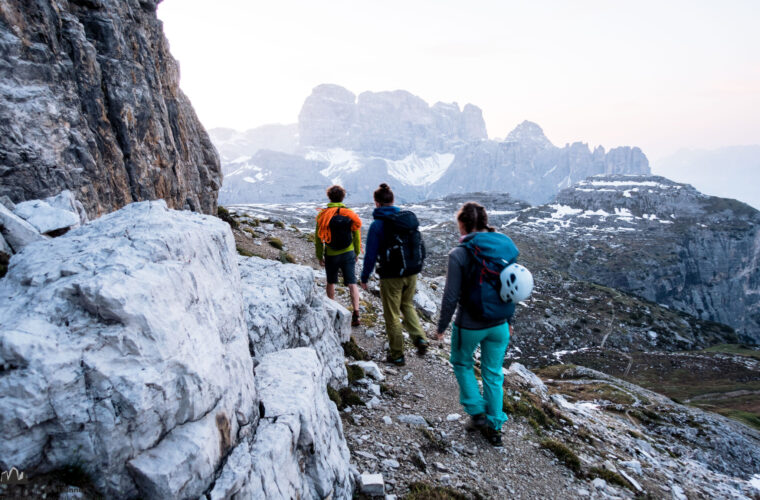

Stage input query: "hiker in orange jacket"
[{"left": 315, "top": 185, "right": 363, "bottom": 326}]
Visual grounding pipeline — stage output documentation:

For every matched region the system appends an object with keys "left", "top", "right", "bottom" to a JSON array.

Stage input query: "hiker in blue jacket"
[
  {"left": 435, "top": 201, "right": 518, "bottom": 446},
  {"left": 360, "top": 183, "right": 428, "bottom": 365}
]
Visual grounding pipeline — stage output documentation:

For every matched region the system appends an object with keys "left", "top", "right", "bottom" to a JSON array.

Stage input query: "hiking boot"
[
  {"left": 480, "top": 425, "right": 503, "bottom": 447},
  {"left": 414, "top": 337, "right": 429, "bottom": 356},
  {"left": 351, "top": 311, "right": 360, "bottom": 327},
  {"left": 385, "top": 353, "right": 406, "bottom": 366},
  {"left": 465, "top": 413, "right": 487, "bottom": 433}
]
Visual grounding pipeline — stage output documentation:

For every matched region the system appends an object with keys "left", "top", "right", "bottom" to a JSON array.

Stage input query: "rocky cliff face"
[
  {"left": 0, "top": 201, "right": 352, "bottom": 498},
  {"left": 0, "top": 0, "right": 221, "bottom": 217},
  {"left": 509, "top": 175, "right": 760, "bottom": 343},
  {"left": 217, "top": 86, "right": 649, "bottom": 205},
  {"left": 298, "top": 84, "right": 487, "bottom": 159},
  {"left": 427, "top": 122, "right": 650, "bottom": 203}
]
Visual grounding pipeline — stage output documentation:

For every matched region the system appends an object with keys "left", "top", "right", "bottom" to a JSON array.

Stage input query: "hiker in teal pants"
[
  {"left": 435, "top": 201, "right": 518, "bottom": 446},
  {"left": 450, "top": 323, "right": 510, "bottom": 431}
]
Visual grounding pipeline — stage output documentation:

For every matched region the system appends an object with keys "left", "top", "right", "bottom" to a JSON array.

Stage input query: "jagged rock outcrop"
[
  {"left": 0, "top": 201, "right": 353, "bottom": 499},
  {"left": 509, "top": 175, "right": 760, "bottom": 342},
  {"left": 0, "top": 0, "right": 221, "bottom": 217},
  {"left": 217, "top": 88, "right": 649, "bottom": 205},
  {"left": 239, "top": 256, "right": 352, "bottom": 387},
  {"left": 298, "top": 84, "right": 487, "bottom": 159},
  {"left": 209, "top": 348, "right": 353, "bottom": 499},
  {"left": 428, "top": 122, "right": 650, "bottom": 203}
]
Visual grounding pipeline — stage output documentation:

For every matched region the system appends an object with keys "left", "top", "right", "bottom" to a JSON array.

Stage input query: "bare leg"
[
  {"left": 348, "top": 283, "right": 360, "bottom": 312},
  {"left": 326, "top": 283, "right": 336, "bottom": 300}
]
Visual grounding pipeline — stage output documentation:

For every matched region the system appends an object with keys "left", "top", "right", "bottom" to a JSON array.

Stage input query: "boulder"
[
  {"left": 239, "top": 256, "right": 351, "bottom": 387},
  {"left": 0, "top": 202, "right": 44, "bottom": 252},
  {"left": 45, "top": 190, "right": 89, "bottom": 226},
  {"left": 414, "top": 285, "right": 438, "bottom": 319},
  {"left": 504, "top": 363, "right": 548, "bottom": 398},
  {"left": 13, "top": 200, "right": 80, "bottom": 235},
  {"left": 209, "top": 348, "right": 353, "bottom": 500},
  {"left": 0, "top": 201, "right": 256, "bottom": 498}
]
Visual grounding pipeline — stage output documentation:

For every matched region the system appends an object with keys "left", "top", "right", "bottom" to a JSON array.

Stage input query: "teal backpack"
[{"left": 459, "top": 232, "right": 519, "bottom": 321}]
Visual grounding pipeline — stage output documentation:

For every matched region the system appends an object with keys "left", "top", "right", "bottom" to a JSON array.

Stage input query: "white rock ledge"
[
  {"left": 0, "top": 201, "right": 256, "bottom": 498},
  {"left": 208, "top": 347, "right": 353, "bottom": 500}
]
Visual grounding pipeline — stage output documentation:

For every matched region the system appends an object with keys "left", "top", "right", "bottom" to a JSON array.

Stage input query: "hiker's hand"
[
  {"left": 435, "top": 331, "right": 445, "bottom": 342},
  {"left": 509, "top": 324, "right": 514, "bottom": 336},
  {"left": 319, "top": 259, "right": 325, "bottom": 267},
  {"left": 360, "top": 282, "right": 368, "bottom": 291}
]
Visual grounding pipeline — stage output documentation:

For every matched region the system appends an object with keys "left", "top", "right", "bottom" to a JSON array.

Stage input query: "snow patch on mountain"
[
  {"left": 308, "top": 149, "right": 363, "bottom": 184},
  {"left": 387, "top": 153, "right": 455, "bottom": 186}
]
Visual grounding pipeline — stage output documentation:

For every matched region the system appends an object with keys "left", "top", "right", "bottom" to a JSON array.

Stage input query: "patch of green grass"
[
  {"left": 242, "top": 227, "right": 258, "bottom": 237},
  {"left": 588, "top": 467, "right": 632, "bottom": 490},
  {"left": 540, "top": 439, "right": 581, "bottom": 475},
  {"left": 565, "top": 383, "right": 635, "bottom": 406},
  {"left": 217, "top": 206, "right": 238, "bottom": 229},
  {"left": 406, "top": 481, "right": 472, "bottom": 500},
  {"left": 380, "top": 383, "right": 399, "bottom": 398},
  {"left": 267, "top": 237, "right": 283, "bottom": 250},
  {"left": 278, "top": 251, "right": 295, "bottom": 264},
  {"left": 327, "top": 385, "right": 342, "bottom": 407},
  {"left": 236, "top": 246, "right": 255, "bottom": 257},
  {"left": 535, "top": 364, "right": 580, "bottom": 379},
  {"left": 503, "top": 392, "right": 556, "bottom": 432},
  {"left": 338, "top": 387, "right": 363, "bottom": 408},
  {"left": 420, "top": 428, "right": 448, "bottom": 453},
  {"left": 346, "top": 364, "right": 365, "bottom": 383},
  {"left": 342, "top": 336, "right": 369, "bottom": 360},
  {"left": 306, "top": 232, "right": 316, "bottom": 243},
  {"left": 274, "top": 220, "right": 285, "bottom": 229},
  {"left": 701, "top": 344, "right": 760, "bottom": 360},
  {"left": 714, "top": 409, "right": 760, "bottom": 431}
]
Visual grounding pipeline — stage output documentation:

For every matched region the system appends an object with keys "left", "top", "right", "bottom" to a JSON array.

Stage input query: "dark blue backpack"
[{"left": 459, "top": 232, "right": 519, "bottom": 321}]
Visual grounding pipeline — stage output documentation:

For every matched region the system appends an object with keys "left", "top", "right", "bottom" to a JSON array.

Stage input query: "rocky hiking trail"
[
  {"left": 337, "top": 314, "right": 583, "bottom": 499},
  {"left": 231, "top": 212, "right": 760, "bottom": 500}
]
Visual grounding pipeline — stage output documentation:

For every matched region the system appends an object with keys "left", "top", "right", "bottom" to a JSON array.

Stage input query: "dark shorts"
[{"left": 325, "top": 251, "right": 357, "bottom": 285}]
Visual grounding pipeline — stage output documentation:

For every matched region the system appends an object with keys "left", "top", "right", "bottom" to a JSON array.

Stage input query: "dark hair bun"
[{"left": 374, "top": 183, "right": 394, "bottom": 204}]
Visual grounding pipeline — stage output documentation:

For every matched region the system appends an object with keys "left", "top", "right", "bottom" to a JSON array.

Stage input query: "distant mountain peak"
[{"left": 505, "top": 120, "right": 553, "bottom": 148}]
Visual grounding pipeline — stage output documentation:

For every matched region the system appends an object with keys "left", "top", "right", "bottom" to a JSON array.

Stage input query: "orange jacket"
[{"left": 316, "top": 204, "right": 362, "bottom": 249}]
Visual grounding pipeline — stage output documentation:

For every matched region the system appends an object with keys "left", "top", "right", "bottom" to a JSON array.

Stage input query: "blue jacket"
[{"left": 360, "top": 205, "right": 400, "bottom": 283}]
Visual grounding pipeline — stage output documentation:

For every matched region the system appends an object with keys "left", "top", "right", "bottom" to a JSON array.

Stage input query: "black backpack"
[
  {"left": 377, "top": 211, "right": 425, "bottom": 278},
  {"left": 327, "top": 208, "right": 353, "bottom": 250}
]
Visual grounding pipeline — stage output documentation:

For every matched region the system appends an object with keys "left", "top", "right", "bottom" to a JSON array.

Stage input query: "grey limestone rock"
[
  {"left": 238, "top": 255, "right": 352, "bottom": 387},
  {"left": 208, "top": 348, "right": 353, "bottom": 500},
  {"left": 13, "top": 199, "right": 80, "bottom": 234},
  {"left": 0, "top": 201, "right": 256, "bottom": 498},
  {"left": 0, "top": 202, "right": 45, "bottom": 252},
  {"left": 0, "top": 0, "right": 221, "bottom": 217}
]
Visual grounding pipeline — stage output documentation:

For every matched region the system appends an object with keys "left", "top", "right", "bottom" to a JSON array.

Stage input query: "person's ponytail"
[{"left": 457, "top": 201, "right": 494, "bottom": 233}]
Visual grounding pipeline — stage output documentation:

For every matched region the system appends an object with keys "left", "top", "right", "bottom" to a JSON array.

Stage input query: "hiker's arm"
[
  {"left": 360, "top": 221, "right": 381, "bottom": 283},
  {"left": 314, "top": 220, "right": 324, "bottom": 261},
  {"left": 437, "top": 251, "right": 463, "bottom": 336},
  {"left": 352, "top": 229, "right": 361, "bottom": 255}
]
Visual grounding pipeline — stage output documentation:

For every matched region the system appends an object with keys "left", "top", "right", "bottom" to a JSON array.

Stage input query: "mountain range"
[{"left": 211, "top": 84, "right": 650, "bottom": 205}]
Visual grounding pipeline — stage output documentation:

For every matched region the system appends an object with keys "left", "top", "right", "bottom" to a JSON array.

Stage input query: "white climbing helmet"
[{"left": 500, "top": 263, "right": 534, "bottom": 303}]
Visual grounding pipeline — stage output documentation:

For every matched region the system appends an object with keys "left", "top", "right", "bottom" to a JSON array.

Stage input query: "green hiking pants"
[
  {"left": 380, "top": 274, "right": 426, "bottom": 358},
  {"left": 450, "top": 322, "right": 510, "bottom": 430}
]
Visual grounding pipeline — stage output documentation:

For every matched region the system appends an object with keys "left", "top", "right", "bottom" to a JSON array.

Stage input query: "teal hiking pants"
[{"left": 450, "top": 322, "right": 510, "bottom": 430}]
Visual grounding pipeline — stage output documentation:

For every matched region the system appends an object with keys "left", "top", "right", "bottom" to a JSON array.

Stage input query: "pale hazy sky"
[{"left": 157, "top": 0, "right": 759, "bottom": 162}]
